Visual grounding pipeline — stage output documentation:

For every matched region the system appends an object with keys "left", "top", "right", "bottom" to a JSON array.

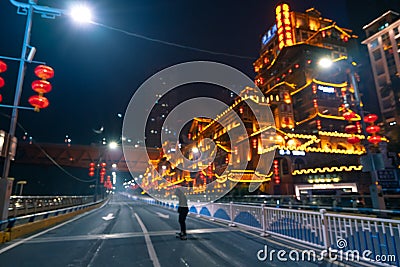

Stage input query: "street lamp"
[
  {"left": 318, "top": 57, "right": 386, "bottom": 211},
  {"left": 0, "top": 0, "right": 92, "bottom": 221},
  {"left": 93, "top": 141, "right": 120, "bottom": 201},
  {"left": 70, "top": 4, "right": 92, "bottom": 23}
]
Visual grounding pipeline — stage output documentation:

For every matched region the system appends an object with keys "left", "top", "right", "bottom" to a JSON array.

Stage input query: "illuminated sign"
[
  {"left": 279, "top": 149, "right": 306, "bottom": 156},
  {"left": 262, "top": 24, "right": 278, "bottom": 45},
  {"left": 317, "top": 85, "right": 335, "bottom": 93},
  {"left": 275, "top": 3, "right": 293, "bottom": 50}
]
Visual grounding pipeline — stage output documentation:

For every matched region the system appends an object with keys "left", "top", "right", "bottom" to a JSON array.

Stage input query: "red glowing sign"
[{"left": 275, "top": 3, "right": 293, "bottom": 50}]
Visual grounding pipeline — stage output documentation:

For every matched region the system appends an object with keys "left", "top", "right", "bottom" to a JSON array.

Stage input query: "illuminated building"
[
  {"left": 248, "top": 4, "right": 372, "bottom": 197},
  {"left": 362, "top": 10, "right": 400, "bottom": 128},
  {"left": 147, "top": 4, "right": 394, "bottom": 199}
]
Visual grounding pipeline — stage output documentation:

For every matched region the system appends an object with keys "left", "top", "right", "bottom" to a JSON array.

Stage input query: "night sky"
[{"left": 0, "top": 0, "right": 399, "bottom": 146}]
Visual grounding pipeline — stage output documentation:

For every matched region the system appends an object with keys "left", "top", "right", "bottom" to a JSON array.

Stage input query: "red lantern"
[
  {"left": 31, "top": 80, "right": 52, "bottom": 94},
  {"left": 347, "top": 136, "right": 360, "bottom": 144},
  {"left": 100, "top": 176, "right": 104, "bottom": 183},
  {"left": 345, "top": 124, "right": 357, "bottom": 134},
  {"left": 366, "top": 125, "right": 381, "bottom": 134},
  {"left": 89, "top": 162, "right": 95, "bottom": 168},
  {"left": 0, "top": 60, "right": 7, "bottom": 73},
  {"left": 101, "top": 162, "right": 106, "bottom": 168},
  {"left": 28, "top": 95, "right": 49, "bottom": 110},
  {"left": 0, "top": 77, "right": 4, "bottom": 88},
  {"left": 343, "top": 111, "right": 356, "bottom": 121},
  {"left": 89, "top": 167, "right": 95, "bottom": 172},
  {"left": 34, "top": 65, "right": 54, "bottom": 80},
  {"left": 89, "top": 171, "right": 95, "bottom": 177},
  {"left": 364, "top": 114, "right": 378, "bottom": 124},
  {"left": 368, "top": 135, "right": 382, "bottom": 144}
]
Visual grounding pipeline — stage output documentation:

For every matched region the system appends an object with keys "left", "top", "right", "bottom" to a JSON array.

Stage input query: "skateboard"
[{"left": 176, "top": 232, "right": 187, "bottom": 240}]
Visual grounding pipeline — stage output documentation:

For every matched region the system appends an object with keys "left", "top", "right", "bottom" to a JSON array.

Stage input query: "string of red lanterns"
[
  {"left": 343, "top": 110, "right": 383, "bottom": 145},
  {"left": 343, "top": 109, "right": 361, "bottom": 144},
  {"left": 0, "top": 60, "right": 7, "bottom": 103},
  {"left": 29, "top": 65, "right": 54, "bottom": 112},
  {"left": 364, "top": 114, "right": 382, "bottom": 145},
  {"left": 88, "top": 162, "right": 95, "bottom": 177}
]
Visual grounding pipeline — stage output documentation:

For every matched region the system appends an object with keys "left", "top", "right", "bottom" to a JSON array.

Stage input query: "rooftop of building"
[{"left": 363, "top": 10, "right": 400, "bottom": 38}]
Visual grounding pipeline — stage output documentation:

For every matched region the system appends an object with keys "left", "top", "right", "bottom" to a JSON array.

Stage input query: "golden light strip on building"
[
  {"left": 290, "top": 80, "right": 313, "bottom": 96},
  {"left": 312, "top": 79, "right": 348, "bottom": 88},
  {"left": 318, "top": 131, "right": 365, "bottom": 139},
  {"left": 158, "top": 178, "right": 186, "bottom": 189},
  {"left": 318, "top": 112, "right": 361, "bottom": 121},
  {"left": 260, "top": 144, "right": 365, "bottom": 155},
  {"left": 292, "top": 165, "right": 363, "bottom": 175},
  {"left": 275, "top": 3, "right": 294, "bottom": 50},
  {"left": 296, "top": 112, "right": 318, "bottom": 125},
  {"left": 306, "top": 147, "right": 365, "bottom": 155},
  {"left": 265, "top": 81, "right": 296, "bottom": 95}
]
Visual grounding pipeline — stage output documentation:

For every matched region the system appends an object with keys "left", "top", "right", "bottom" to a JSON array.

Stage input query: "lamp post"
[
  {"left": 0, "top": 0, "right": 92, "bottom": 221},
  {"left": 93, "top": 141, "right": 119, "bottom": 201},
  {"left": 319, "top": 57, "right": 386, "bottom": 210}
]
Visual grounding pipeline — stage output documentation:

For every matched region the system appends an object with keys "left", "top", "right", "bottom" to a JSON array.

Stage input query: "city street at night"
[
  {"left": 0, "top": 0, "right": 399, "bottom": 266},
  {"left": 0, "top": 195, "right": 343, "bottom": 267}
]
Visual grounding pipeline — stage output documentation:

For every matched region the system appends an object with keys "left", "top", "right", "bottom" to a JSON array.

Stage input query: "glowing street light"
[
  {"left": 318, "top": 57, "right": 333, "bottom": 69},
  {"left": 70, "top": 4, "right": 92, "bottom": 23},
  {"left": 109, "top": 141, "right": 118, "bottom": 150}
]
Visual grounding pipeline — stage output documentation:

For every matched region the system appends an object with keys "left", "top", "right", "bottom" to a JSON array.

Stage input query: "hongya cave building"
[{"left": 143, "top": 4, "right": 398, "bottom": 200}]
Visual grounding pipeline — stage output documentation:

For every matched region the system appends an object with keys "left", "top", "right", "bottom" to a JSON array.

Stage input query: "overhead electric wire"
[
  {"left": 0, "top": 112, "right": 96, "bottom": 183},
  {"left": 33, "top": 142, "right": 96, "bottom": 183},
  {"left": 90, "top": 21, "right": 255, "bottom": 60}
]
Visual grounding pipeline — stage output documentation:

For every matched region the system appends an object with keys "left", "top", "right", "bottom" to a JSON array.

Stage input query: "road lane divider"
[{"left": 131, "top": 208, "right": 161, "bottom": 267}]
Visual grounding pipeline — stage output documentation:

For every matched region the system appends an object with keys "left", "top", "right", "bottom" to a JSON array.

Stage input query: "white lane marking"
[
  {"left": 155, "top": 212, "right": 169, "bottom": 219},
  {"left": 101, "top": 213, "right": 115, "bottom": 221},
  {"left": 180, "top": 257, "right": 190, "bottom": 267},
  {"left": 22, "top": 227, "right": 239, "bottom": 244},
  {"left": 134, "top": 212, "right": 161, "bottom": 267},
  {"left": 0, "top": 200, "right": 108, "bottom": 255}
]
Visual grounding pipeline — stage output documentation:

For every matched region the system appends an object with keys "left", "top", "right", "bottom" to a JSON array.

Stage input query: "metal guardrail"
[
  {"left": 8, "top": 195, "right": 94, "bottom": 218},
  {"left": 125, "top": 194, "right": 400, "bottom": 267},
  {"left": 219, "top": 194, "right": 400, "bottom": 216},
  {"left": 0, "top": 198, "right": 103, "bottom": 231}
]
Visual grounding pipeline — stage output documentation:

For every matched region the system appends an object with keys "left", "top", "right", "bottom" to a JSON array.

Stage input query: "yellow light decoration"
[
  {"left": 312, "top": 79, "right": 348, "bottom": 88},
  {"left": 290, "top": 80, "right": 313, "bottom": 96},
  {"left": 295, "top": 112, "right": 318, "bottom": 125},
  {"left": 292, "top": 165, "right": 363, "bottom": 175},
  {"left": 318, "top": 131, "right": 365, "bottom": 139},
  {"left": 305, "top": 147, "right": 365, "bottom": 155},
  {"left": 318, "top": 112, "right": 361, "bottom": 121},
  {"left": 265, "top": 81, "right": 296, "bottom": 95}
]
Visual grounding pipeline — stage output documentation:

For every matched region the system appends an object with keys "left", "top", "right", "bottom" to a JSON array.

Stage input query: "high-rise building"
[{"left": 362, "top": 11, "right": 400, "bottom": 128}]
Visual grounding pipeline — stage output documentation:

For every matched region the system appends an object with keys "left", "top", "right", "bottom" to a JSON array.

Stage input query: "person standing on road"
[{"left": 176, "top": 187, "right": 189, "bottom": 240}]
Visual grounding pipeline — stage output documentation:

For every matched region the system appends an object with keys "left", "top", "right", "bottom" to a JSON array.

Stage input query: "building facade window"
[
  {"left": 373, "top": 49, "right": 382, "bottom": 61},
  {"left": 394, "top": 26, "right": 399, "bottom": 36},
  {"left": 370, "top": 39, "right": 379, "bottom": 49}
]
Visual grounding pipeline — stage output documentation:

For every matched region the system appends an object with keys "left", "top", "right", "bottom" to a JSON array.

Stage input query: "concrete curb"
[{"left": 0, "top": 201, "right": 104, "bottom": 244}]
